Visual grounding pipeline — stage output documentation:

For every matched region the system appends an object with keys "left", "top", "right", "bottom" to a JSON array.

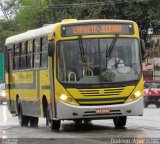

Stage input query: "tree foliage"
[
  {"left": 15, "top": 0, "right": 160, "bottom": 38},
  {"left": 0, "top": 0, "right": 160, "bottom": 52}
]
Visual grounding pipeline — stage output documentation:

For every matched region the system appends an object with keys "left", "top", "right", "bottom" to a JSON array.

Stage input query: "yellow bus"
[{"left": 5, "top": 19, "right": 144, "bottom": 130}]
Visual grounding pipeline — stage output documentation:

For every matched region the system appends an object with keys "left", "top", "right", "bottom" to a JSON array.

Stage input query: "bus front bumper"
[{"left": 56, "top": 97, "right": 144, "bottom": 120}]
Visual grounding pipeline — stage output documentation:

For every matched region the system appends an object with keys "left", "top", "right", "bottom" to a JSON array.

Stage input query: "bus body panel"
[{"left": 56, "top": 97, "right": 143, "bottom": 120}]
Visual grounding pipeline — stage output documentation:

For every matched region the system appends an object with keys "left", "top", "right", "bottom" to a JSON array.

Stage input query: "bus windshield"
[{"left": 57, "top": 38, "right": 141, "bottom": 84}]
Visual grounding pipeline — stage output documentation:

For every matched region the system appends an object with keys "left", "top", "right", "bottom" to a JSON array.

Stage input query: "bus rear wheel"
[
  {"left": 18, "top": 104, "right": 30, "bottom": 127},
  {"left": 30, "top": 117, "right": 39, "bottom": 127},
  {"left": 113, "top": 116, "right": 127, "bottom": 129},
  {"left": 51, "top": 120, "right": 61, "bottom": 131}
]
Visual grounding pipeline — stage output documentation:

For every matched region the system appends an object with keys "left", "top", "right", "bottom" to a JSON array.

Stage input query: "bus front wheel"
[
  {"left": 51, "top": 120, "right": 61, "bottom": 131},
  {"left": 113, "top": 116, "right": 127, "bottom": 129}
]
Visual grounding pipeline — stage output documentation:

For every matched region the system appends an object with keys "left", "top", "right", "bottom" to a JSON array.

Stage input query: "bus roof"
[
  {"left": 5, "top": 19, "right": 136, "bottom": 45},
  {"left": 5, "top": 24, "right": 57, "bottom": 45}
]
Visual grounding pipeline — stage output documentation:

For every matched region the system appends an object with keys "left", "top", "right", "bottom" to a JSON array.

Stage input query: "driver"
[{"left": 107, "top": 49, "right": 124, "bottom": 69}]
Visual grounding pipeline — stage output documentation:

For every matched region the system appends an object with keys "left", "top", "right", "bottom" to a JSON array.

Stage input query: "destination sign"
[{"left": 61, "top": 23, "right": 134, "bottom": 36}]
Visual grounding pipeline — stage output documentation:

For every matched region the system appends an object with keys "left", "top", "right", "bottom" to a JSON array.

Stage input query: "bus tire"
[
  {"left": 84, "top": 119, "right": 92, "bottom": 124},
  {"left": 30, "top": 117, "right": 39, "bottom": 127},
  {"left": 113, "top": 116, "right": 127, "bottom": 129},
  {"left": 18, "top": 104, "right": 29, "bottom": 127},
  {"left": 46, "top": 106, "right": 51, "bottom": 126},
  {"left": 51, "top": 120, "right": 61, "bottom": 131}
]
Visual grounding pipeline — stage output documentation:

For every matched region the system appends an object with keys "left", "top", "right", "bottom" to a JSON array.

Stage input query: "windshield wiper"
[
  {"left": 105, "top": 34, "right": 119, "bottom": 68},
  {"left": 78, "top": 36, "right": 86, "bottom": 63},
  {"left": 106, "top": 34, "right": 119, "bottom": 57}
]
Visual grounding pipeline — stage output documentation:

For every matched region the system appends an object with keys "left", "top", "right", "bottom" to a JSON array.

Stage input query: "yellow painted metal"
[{"left": 125, "top": 77, "right": 144, "bottom": 103}]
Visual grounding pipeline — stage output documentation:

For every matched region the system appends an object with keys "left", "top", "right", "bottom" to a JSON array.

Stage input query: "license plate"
[{"left": 96, "top": 108, "right": 110, "bottom": 114}]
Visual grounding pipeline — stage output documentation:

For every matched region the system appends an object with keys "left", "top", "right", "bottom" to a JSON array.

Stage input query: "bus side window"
[
  {"left": 26, "top": 40, "right": 33, "bottom": 69},
  {"left": 13, "top": 43, "right": 20, "bottom": 70},
  {"left": 40, "top": 36, "right": 48, "bottom": 68},
  {"left": 20, "top": 42, "right": 27, "bottom": 69},
  {"left": 33, "top": 38, "right": 40, "bottom": 68}
]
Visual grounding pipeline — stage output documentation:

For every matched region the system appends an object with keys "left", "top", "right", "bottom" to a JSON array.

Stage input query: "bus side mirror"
[{"left": 48, "top": 40, "right": 54, "bottom": 57}]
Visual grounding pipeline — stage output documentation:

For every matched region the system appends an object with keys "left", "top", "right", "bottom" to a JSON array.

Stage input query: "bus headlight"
[
  {"left": 130, "top": 91, "right": 141, "bottom": 100},
  {"left": 60, "top": 94, "right": 68, "bottom": 101},
  {"left": 134, "top": 91, "right": 141, "bottom": 98},
  {"left": 125, "top": 90, "right": 142, "bottom": 103},
  {"left": 58, "top": 93, "right": 78, "bottom": 105},
  {"left": 60, "top": 94, "right": 73, "bottom": 102}
]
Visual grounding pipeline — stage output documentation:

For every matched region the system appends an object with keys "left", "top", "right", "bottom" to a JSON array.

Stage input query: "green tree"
[
  {"left": 116, "top": 0, "right": 160, "bottom": 40},
  {"left": 0, "top": 20, "right": 19, "bottom": 52},
  {"left": 1, "top": 0, "right": 160, "bottom": 41},
  {"left": 15, "top": 0, "right": 49, "bottom": 31}
]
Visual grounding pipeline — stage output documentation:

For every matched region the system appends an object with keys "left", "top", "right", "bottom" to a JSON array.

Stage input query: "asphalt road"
[{"left": 0, "top": 104, "right": 160, "bottom": 144}]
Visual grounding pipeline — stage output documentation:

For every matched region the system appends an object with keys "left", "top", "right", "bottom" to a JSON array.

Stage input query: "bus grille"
[
  {"left": 76, "top": 87, "right": 128, "bottom": 105},
  {"left": 78, "top": 88, "right": 124, "bottom": 96}
]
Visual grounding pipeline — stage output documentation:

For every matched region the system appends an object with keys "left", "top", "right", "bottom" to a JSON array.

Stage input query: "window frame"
[
  {"left": 40, "top": 36, "right": 48, "bottom": 68},
  {"left": 10, "top": 35, "right": 49, "bottom": 71}
]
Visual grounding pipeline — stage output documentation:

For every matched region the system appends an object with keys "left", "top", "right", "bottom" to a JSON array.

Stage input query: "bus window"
[
  {"left": 26, "top": 41, "right": 33, "bottom": 69},
  {"left": 41, "top": 53, "right": 47, "bottom": 68},
  {"left": 34, "top": 38, "right": 40, "bottom": 52},
  {"left": 28, "top": 41, "right": 33, "bottom": 54},
  {"left": 33, "top": 38, "right": 40, "bottom": 68},
  {"left": 40, "top": 37, "right": 48, "bottom": 68},
  {"left": 14, "top": 44, "right": 20, "bottom": 56},
  {"left": 58, "top": 38, "right": 141, "bottom": 83},
  {"left": 34, "top": 54, "right": 40, "bottom": 68},
  {"left": 13, "top": 44, "right": 20, "bottom": 70},
  {"left": 41, "top": 37, "right": 48, "bottom": 52},
  {"left": 20, "top": 42, "right": 27, "bottom": 69},
  {"left": 21, "top": 42, "right": 27, "bottom": 54}
]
